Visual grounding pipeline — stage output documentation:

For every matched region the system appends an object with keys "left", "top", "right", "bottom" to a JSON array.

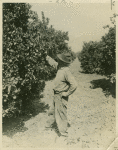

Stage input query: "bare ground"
[{"left": 2, "top": 58, "right": 116, "bottom": 149}]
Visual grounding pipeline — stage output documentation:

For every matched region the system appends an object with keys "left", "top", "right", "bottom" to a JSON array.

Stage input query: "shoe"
[
  {"left": 45, "top": 122, "right": 54, "bottom": 128},
  {"left": 60, "top": 131, "right": 68, "bottom": 137},
  {"left": 45, "top": 120, "right": 54, "bottom": 128}
]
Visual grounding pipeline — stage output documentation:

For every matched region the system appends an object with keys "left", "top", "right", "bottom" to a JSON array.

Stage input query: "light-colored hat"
[{"left": 57, "top": 53, "right": 72, "bottom": 64}]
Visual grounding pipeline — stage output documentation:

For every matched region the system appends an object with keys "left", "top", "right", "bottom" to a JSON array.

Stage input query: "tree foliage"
[
  {"left": 78, "top": 14, "right": 116, "bottom": 83},
  {"left": 3, "top": 3, "right": 71, "bottom": 118}
]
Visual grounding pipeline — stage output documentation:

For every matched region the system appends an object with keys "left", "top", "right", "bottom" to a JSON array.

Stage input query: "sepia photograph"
[{"left": 2, "top": 0, "right": 117, "bottom": 149}]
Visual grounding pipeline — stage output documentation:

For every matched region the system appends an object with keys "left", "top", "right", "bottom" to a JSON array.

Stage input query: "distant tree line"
[{"left": 78, "top": 14, "right": 117, "bottom": 84}]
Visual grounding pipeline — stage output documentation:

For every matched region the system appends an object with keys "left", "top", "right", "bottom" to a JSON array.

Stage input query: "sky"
[{"left": 30, "top": 1, "right": 116, "bottom": 52}]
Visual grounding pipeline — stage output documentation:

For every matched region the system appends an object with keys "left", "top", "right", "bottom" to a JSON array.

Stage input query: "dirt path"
[{"left": 2, "top": 58, "right": 116, "bottom": 149}]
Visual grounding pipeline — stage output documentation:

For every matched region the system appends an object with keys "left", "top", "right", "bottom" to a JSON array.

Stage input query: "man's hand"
[{"left": 61, "top": 92, "right": 68, "bottom": 97}]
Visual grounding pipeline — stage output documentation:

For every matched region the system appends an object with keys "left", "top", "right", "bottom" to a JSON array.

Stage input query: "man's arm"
[{"left": 62, "top": 69, "right": 77, "bottom": 97}]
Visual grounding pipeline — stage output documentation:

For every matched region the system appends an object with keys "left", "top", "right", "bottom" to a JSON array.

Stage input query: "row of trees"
[
  {"left": 78, "top": 14, "right": 116, "bottom": 84},
  {"left": 3, "top": 3, "right": 74, "bottom": 118}
]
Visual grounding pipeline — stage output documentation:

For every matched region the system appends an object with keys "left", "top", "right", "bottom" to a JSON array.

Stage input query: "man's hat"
[{"left": 57, "top": 53, "right": 72, "bottom": 64}]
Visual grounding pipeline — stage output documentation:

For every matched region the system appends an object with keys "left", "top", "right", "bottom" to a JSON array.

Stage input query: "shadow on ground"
[
  {"left": 90, "top": 78, "right": 116, "bottom": 98},
  {"left": 2, "top": 95, "right": 49, "bottom": 138}
]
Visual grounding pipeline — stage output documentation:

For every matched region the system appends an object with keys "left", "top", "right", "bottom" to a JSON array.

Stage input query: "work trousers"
[{"left": 48, "top": 93, "right": 68, "bottom": 135}]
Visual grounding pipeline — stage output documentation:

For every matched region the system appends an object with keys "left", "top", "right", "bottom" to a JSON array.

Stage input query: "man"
[{"left": 46, "top": 53, "right": 77, "bottom": 138}]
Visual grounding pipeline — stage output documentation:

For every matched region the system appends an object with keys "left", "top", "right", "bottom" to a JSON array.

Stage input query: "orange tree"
[
  {"left": 3, "top": 3, "right": 71, "bottom": 117},
  {"left": 78, "top": 14, "right": 116, "bottom": 82}
]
